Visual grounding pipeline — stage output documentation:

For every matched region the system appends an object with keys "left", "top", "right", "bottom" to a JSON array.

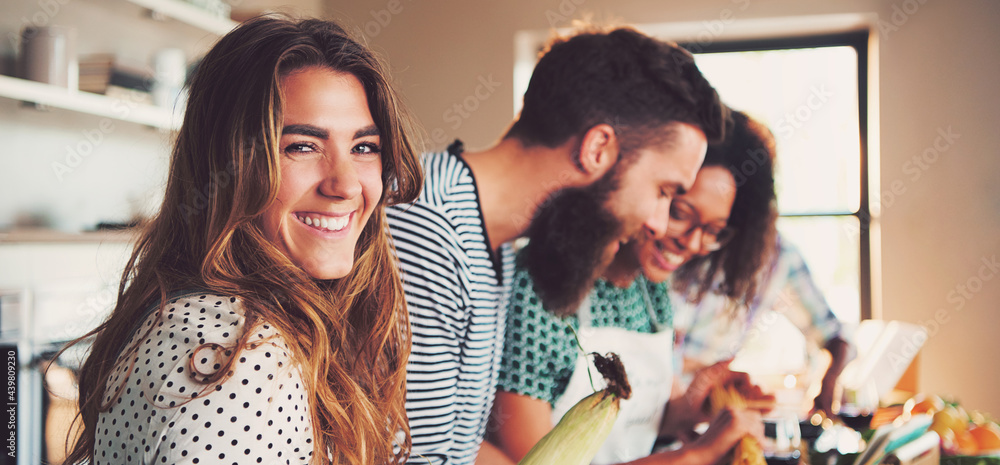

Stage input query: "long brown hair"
[{"left": 65, "top": 16, "right": 422, "bottom": 465}]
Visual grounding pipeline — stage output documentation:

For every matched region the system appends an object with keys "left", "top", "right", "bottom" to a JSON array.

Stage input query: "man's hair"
[{"left": 505, "top": 26, "right": 726, "bottom": 155}]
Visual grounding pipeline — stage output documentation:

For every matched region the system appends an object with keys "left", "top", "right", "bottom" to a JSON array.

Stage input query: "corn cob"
[
  {"left": 518, "top": 353, "right": 632, "bottom": 465},
  {"left": 710, "top": 385, "right": 766, "bottom": 465}
]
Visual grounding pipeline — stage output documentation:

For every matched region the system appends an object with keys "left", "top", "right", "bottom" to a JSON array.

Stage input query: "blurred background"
[{"left": 0, "top": 0, "right": 997, "bottom": 463}]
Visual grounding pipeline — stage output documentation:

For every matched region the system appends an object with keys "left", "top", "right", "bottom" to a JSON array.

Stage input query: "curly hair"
[
  {"left": 671, "top": 110, "right": 778, "bottom": 309},
  {"left": 64, "top": 16, "right": 422, "bottom": 465}
]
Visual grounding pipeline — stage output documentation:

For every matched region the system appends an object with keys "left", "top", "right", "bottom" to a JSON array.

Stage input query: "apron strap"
[
  {"left": 577, "top": 293, "right": 593, "bottom": 330},
  {"left": 637, "top": 276, "right": 668, "bottom": 333}
]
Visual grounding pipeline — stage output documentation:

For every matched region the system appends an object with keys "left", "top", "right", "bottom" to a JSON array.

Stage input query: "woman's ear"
[{"left": 575, "top": 124, "right": 619, "bottom": 180}]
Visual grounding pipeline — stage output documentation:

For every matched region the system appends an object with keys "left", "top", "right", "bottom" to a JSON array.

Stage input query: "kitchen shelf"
[
  {"left": 0, "top": 228, "right": 137, "bottom": 244},
  {"left": 0, "top": 1, "right": 237, "bottom": 129},
  {"left": 125, "top": 0, "right": 237, "bottom": 35},
  {"left": 0, "top": 74, "right": 182, "bottom": 130}
]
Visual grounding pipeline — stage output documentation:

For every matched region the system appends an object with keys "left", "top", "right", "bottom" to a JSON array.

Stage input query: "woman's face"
[
  {"left": 261, "top": 66, "right": 384, "bottom": 280},
  {"left": 633, "top": 165, "right": 737, "bottom": 283}
]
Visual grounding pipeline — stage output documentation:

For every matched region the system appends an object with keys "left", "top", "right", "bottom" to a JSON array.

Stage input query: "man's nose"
[{"left": 645, "top": 200, "right": 671, "bottom": 239}]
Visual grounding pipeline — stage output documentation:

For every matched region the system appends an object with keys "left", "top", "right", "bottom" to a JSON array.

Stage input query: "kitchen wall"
[{"left": 325, "top": 0, "right": 1000, "bottom": 414}]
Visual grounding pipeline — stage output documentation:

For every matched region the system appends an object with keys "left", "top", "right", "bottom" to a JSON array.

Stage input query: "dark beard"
[{"left": 519, "top": 176, "right": 622, "bottom": 316}]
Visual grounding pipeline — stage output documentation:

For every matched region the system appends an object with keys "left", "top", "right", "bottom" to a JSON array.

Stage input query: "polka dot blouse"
[{"left": 94, "top": 293, "right": 314, "bottom": 465}]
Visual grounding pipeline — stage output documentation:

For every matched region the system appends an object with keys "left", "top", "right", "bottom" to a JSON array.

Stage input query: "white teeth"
[
  {"left": 295, "top": 214, "right": 350, "bottom": 232},
  {"left": 662, "top": 251, "right": 684, "bottom": 266}
]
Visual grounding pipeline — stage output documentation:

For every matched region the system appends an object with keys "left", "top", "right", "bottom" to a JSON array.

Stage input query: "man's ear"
[{"left": 575, "top": 124, "right": 619, "bottom": 181}]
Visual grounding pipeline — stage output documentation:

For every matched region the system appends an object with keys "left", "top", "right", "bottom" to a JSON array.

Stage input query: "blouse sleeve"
[
  {"left": 92, "top": 294, "right": 316, "bottom": 465},
  {"left": 778, "top": 242, "right": 844, "bottom": 345},
  {"left": 143, "top": 326, "right": 314, "bottom": 465},
  {"left": 497, "top": 266, "right": 580, "bottom": 405}
]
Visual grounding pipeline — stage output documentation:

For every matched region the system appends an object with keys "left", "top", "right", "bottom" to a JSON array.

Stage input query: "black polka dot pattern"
[{"left": 95, "top": 294, "right": 314, "bottom": 464}]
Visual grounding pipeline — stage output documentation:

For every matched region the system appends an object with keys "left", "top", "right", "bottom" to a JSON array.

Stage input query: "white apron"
[{"left": 550, "top": 282, "right": 675, "bottom": 465}]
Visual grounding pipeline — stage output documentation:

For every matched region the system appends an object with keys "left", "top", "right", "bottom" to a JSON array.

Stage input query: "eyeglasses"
[{"left": 665, "top": 201, "right": 736, "bottom": 253}]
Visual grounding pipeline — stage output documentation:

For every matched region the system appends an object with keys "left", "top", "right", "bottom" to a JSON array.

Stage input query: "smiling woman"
[
  {"left": 58, "top": 16, "right": 422, "bottom": 465},
  {"left": 264, "top": 68, "right": 385, "bottom": 280}
]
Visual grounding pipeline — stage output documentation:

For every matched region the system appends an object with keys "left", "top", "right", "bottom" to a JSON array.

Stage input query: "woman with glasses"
[
  {"left": 664, "top": 113, "right": 850, "bottom": 419},
  {"left": 489, "top": 111, "right": 777, "bottom": 465}
]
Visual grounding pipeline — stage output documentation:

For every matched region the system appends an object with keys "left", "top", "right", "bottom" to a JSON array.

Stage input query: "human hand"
[
  {"left": 691, "top": 407, "right": 765, "bottom": 463},
  {"left": 662, "top": 361, "right": 747, "bottom": 436},
  {"left": 813, "top": 336, "right": 852, "bottom": 418},
  {"left": 660, "top": 363, "right": 730, "bottom": 436},
  {"left": 813, "top": 382, "right": 836, "bottom": 418},
  {"left": 663, "top": 361, "right": 775, "bottom": 439},
  {"left": 684, "top": 361, "right": 774, "bottom": 416},
  {"left": 682, "top": 360, "right": 740, "bottom": 417},
  {"left": 728, "top": 375, "right": 776, "bottom": 413}
]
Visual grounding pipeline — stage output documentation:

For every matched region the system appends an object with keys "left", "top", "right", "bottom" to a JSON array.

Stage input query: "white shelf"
[
  {"left": 0, "top": 75, "right": 182, "bottom": 130},
  {"left": 0, "top": 1, "right": 236, "bottom": 130},
  {"left": 126, "top": 0, "right": 237, "bottom": 36},
  {"left": 0, "top": 228, "right": 137, "bottom": 244}
]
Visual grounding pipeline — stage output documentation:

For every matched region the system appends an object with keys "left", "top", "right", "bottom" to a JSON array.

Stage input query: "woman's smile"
[{"left": 294, "top": 211, "right": 354, "bottom": 234}]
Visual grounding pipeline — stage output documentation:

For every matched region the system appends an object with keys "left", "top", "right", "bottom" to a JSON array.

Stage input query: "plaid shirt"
[{"left": 671, "top": 234, "right": 845, "bottom": 370}]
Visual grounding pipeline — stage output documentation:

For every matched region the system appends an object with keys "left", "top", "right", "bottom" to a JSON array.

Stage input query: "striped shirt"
[{"left": 387, "top": 145, "right": 515, "bottom": 465}]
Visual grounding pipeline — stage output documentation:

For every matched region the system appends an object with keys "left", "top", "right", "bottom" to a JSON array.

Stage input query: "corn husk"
[
  {"left": 710, "top": 385, "right": 767, "bottom": 465},
  {"left": 518, "top": 353, "right": 632, "bottom": 465}
]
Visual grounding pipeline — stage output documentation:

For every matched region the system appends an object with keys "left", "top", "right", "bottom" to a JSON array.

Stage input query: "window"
[{"left": 681, "top": 32, "right": 873, "bottom": 324}]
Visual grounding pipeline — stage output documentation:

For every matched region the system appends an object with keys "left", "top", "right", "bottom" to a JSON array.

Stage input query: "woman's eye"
[
  {"left": 353, "top": 142, "right": 382, "bottom": 155},
  {"left": 284, "top": 142, "right": 317, "bottom": 154},
  {"left": 671, "top": 205, "right": 694, "bottom": 221}
]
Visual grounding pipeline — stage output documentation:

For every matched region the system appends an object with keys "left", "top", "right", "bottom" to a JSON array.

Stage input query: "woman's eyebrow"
[
  {"left": 354, "top": 124, "right": 379, "bottom": 139},
  {"left": 282, "top": 124, "right": 379, "bottom": 140},
  {"left": 663, "top": 182, "right": 687, "bottom": 198},
  {"left": 283, "top": 124, "right": 329, "bottom": 139}
]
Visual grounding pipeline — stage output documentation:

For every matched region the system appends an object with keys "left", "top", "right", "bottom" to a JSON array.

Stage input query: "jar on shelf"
[{"left": 19, "top": 26, "right": 78, "bottom": 90}]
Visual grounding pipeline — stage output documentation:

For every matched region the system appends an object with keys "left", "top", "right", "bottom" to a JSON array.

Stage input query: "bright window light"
[{"left": 692, "top": 45, "right": 865, "bottom": 324}]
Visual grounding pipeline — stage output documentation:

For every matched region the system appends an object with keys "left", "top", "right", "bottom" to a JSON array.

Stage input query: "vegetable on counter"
[{"left": 710, "top": 384, "right": 767, "bottom": 465}]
